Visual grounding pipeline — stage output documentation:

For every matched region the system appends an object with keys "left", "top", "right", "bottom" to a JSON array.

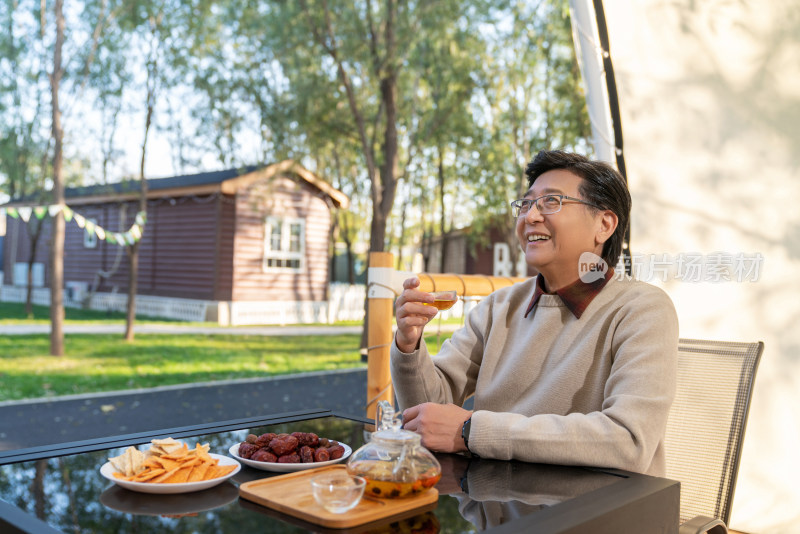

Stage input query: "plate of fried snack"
[
  {"left": 101, "top": 437, "right": 241, "bottom": 494},
  {"left": 229, "top": 431, "right": 351, "bottom": 473}
]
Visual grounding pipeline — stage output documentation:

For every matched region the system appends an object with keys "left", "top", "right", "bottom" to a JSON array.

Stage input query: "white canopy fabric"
[{"left": 569, "top": 1, "right": 800, "bottom": 532}]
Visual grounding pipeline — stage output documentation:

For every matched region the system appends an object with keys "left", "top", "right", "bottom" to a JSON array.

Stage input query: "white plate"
[
  {"left": 100, "top": 481, "right": 239, "bottom": 516},
  {"left": 228, "top": 442, "right": 352, "bottom": 473},
  {"left": 100, "top": 453, "right": 241, "bottom": 494}
]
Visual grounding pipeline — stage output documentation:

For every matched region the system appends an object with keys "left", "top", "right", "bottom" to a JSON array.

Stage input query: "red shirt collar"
[{"left": 524, "top": 268, "right": 615, "bottom": 319}]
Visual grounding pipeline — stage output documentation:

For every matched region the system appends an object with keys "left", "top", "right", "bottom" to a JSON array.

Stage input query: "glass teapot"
[{"left": 346, "top": 400, "right": 441, "bottom": 499}]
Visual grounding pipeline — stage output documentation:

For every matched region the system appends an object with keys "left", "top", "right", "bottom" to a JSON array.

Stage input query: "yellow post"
[
  {"left": 365, "top": 256, "right": 528, "bottom": 419},
  {"left": 366, "top": 252, "right": 395, "bottom": 420}
]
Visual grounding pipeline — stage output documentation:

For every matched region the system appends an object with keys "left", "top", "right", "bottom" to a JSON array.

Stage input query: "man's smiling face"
[{"left": 516, "top": 169, "right": 607, "bottom": 291}]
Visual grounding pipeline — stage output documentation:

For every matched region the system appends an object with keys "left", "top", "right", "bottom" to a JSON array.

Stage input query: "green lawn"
[
  {"left": 0, "top": 333, "right": 367, "bottom": 401},
  {"left": 0, "top": 303, "right": 456, "bottom": 402}
]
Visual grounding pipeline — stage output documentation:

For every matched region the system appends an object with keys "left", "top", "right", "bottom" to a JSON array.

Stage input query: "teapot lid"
[{"left": 373, "top": 401, "right": 420, "bottom": 444}]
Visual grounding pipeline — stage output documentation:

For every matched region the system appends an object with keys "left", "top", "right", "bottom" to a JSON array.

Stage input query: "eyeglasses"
[{"left": 510, "top": 194, "right": 603, "bottom": 217}]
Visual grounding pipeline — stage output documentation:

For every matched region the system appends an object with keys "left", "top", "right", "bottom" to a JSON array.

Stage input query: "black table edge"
[
  {"left": 0, "top": 498, "right": 63, "bottom": 534},
  {"left": 0, "top": 410, "right": 680, "bottom": 534},
  {"left": 486, "top": 468, "right": 680, "bottom": 534},
  {"left": 0, "top": 408, "right": 349, "bottom": 465}
]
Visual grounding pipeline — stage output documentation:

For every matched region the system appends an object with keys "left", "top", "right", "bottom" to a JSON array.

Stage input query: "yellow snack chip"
[
  {"left": 108, "top": 446, "right": 146, "bottom": 477},
  {"left": 133, "top": 468, "right": 166, "bottom": 482},
  {"left": 187, "top": 462, "right": 212, "bottom": 482},
  {"left": 151, "top": 467, "right": 181, "bottom": 483},
  {"left": 162, "top": 466, "right": 192, "bottom": 484},
  {"left": 207, "top": 464, "right": 236, "bottom": 479},
  {"left": 108, "top": 438, "right": 234, "bottom": 484}
]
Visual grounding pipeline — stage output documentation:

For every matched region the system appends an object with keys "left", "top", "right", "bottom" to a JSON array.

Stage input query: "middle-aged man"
[{"left": 391, "top": 150, "right": 678, "bottom": 476}]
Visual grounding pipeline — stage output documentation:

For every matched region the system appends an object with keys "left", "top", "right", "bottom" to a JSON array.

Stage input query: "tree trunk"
[
  {"left": 49, "top": 0, "right": 65, "bottom": 356},
  {"left": 344, "top": 238, "right": 355, "bottom": 285},
  {"left": 32, "top": 459, "right": 47, "bottom": 520},
  {"left": 25, "top": 220, "right": 44, "bottom": 317},
  {"left": 437, "top": 145, "right": 447, "bottom": 272},
  {"left": 370, "top": 67, "right": 400, "bottom": 254},
  {"left": 396, "top": 186, "right": 407, "bottom": 269},
  {"left": 125, "top": 240, "right": 140, "bottom": 341},
  {"left": 126, "top": 29, "right": 156, "bottom": 341}
]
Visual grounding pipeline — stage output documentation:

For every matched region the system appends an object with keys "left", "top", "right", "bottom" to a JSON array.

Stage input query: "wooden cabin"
[{"left": 0, "top": 160, "right": 349, "bottom": 325}]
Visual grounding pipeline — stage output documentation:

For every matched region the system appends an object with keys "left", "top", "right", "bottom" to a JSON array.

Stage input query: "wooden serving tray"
[{"left": 238, "top": 464, "right": 439, "bottom": 529}]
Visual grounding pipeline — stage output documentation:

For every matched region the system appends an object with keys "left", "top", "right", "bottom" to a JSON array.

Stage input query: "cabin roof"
[{"left": 4, "top": 160, "right": 349, "bottom": 209}]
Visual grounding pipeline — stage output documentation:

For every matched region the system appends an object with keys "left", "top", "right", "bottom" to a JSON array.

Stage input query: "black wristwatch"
[{"left": 461, "top": 417, "right": 472, "bottom": 452}]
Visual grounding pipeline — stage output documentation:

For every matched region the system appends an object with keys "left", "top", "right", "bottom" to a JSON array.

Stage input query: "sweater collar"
[{"left": 524, "top": 267, "right": 615, "bottom": 319}]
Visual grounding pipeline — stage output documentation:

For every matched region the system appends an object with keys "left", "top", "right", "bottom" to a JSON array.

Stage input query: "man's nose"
[{"left": 524, "top": 203, "right": 544, "bottom": 223}]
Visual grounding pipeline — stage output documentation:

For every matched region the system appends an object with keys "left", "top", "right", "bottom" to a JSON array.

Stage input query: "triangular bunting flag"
[
  {"left": 18, "top": 207, "right": 32, "bottom": 222},
  {"left": 6, "top": 207, "right": 18, "bottom": 219},
  {"left": 130, "top": 225, "right": 142, "bottom": 240},
  {"left": 95, "top": 226, "right": 105, "bottom": 240},
  {"left": 48, "top": 204, "right": 62, "bottom": 217},
  {"left": 63, "top": 206, "right": 73, "bottom": 221},
  {"left": 34, "top": 206, "right": 47, "bottom": 219}
]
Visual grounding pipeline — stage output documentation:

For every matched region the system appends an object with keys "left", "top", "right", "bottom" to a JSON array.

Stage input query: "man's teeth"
[{"left": 528, "top": 235, "right": 550, "bottom": 242}]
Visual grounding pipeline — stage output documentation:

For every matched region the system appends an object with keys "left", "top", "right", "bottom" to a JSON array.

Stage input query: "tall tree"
[
  {"left": 124, "top": 18, "right": 157, "bottom": 341},
  {"left": 0, "top": 0, "right": 54, "bottom": 315},
  {"left": 48, "top": 0, "right": 66, "bottom": 356},
  {"left": 469, "top": 0, "right": 591, "bottom": 276}
]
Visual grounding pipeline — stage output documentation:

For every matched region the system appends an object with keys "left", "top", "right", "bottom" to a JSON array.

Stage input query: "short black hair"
[{"left": 525, "top": 150, "right": 631, "bottom": 267}]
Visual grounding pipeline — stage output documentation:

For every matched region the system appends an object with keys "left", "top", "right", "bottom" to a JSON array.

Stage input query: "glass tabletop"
[{"left": 0, "top": 413, "right": 645, "bottom": 533}]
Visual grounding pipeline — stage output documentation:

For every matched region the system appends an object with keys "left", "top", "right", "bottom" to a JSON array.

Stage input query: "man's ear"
[{"left": 595, "top": 210, "right": 618, "bottom": 246}]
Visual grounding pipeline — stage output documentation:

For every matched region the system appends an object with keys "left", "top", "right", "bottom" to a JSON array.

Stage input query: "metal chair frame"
[{"left": 666, "top": 339, "right": 763, "bottom": 534}]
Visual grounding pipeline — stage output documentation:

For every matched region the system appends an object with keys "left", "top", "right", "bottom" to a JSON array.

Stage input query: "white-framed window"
[
  {"left": 263, "top": 217, "right": 305, "bottom": 271},
  {"left": 84, "top": 218, "right": 98, "bottom": 248},
  {"left": 13, "top": 262, "right": 44, "bottom": 287}
]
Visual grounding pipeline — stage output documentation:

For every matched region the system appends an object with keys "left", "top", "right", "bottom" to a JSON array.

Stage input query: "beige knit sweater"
[{"left": 390, "top": 275, "right": 678, "bottom": 476}]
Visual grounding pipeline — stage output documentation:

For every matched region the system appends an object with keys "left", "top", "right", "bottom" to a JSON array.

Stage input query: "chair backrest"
[{"left": 664, "top": 338, "right": 763, "bottom": 525}]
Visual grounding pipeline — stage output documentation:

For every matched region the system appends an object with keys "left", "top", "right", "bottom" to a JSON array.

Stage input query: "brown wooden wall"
[
  {"left": 2, "top": 195, "right": 235, "bottom": 300},
  {"left": 232, "top": 175, "right": 332, "bottom": 302},
  {"left": 57, "top": 198, "right": 226, "bottom": 299},
  {"left": 137, "top": 197, "right": 229, "bottom": 299},
  {"left": 2, "top": 173, "right": 336, "bottom": 303}
]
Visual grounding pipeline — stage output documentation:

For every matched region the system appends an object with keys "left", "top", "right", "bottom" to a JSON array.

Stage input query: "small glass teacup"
[
  {"left": 310, "top": 472, "right": 366, "bottom": 514},
  {"left": 423, "top": 290, "right": 458, "bottom": 311}
]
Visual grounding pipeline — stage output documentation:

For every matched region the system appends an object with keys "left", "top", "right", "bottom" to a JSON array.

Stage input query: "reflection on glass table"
[{"left": 0, "top": 412, "right": 678, "bottom": 533}]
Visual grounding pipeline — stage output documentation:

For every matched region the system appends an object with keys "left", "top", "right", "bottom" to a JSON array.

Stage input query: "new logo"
[{"left": 579, "top": 252, "right": 608, "bottom": 283}]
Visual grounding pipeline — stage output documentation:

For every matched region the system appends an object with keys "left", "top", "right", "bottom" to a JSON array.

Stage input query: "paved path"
[
  {"left": 0, "top": 324, "right": 365, "bottom": 336},
  {"left": 0, "top": 369, "right": 369, "bottom": 451},
  {"left": 0, "top": 322, "right": 461, "bottom": 336}
]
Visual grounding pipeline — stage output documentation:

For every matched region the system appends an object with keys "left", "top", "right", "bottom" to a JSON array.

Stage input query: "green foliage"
[{"left": 1, "top": 0, "right": 594, "bottom": 276}]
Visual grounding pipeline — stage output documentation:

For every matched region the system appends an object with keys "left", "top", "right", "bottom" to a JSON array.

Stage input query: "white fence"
[
  {"left": 0, "top": 285, "right": 209, "bottom": 322},
  {"left": 0, "top": 282, "right": 473, "bottom": 325},
  {"left": 327, "top": 282, "right": 366, "bottom": 322}
]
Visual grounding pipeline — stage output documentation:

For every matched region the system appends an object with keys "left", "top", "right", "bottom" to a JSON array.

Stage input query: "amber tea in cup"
[{"left": 423, "top": 290, "right": 458, "bottom": 311}]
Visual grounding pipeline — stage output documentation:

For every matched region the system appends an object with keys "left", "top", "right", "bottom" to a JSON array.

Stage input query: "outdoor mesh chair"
[{"left": 665, "top": 339, "right": 763, "bottom": 534}]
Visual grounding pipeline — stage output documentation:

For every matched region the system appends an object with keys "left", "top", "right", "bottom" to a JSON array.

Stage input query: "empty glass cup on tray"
[{"left": 310, "top": 472, "right": 366, "bottom": 514}]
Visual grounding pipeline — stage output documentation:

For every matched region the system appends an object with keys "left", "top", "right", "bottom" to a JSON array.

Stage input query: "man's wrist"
[
  {"left": 395, "top": 332, "right": 421, "bottom": 354},
  {"left": 461, "top": 417, "right": 472, "bottom": 452}
]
